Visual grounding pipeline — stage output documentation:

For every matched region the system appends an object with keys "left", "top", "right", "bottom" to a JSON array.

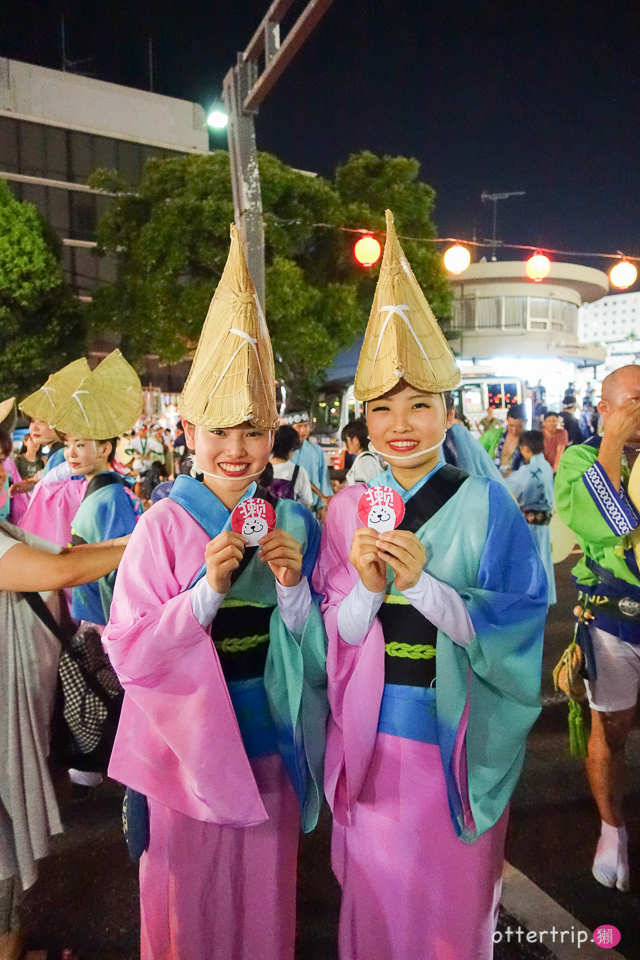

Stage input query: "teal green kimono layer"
[
  {"left": 170, "top": 475, "right": 328, "bottom": 832},
  {"left": 316, "top": 476, "right": 547, "bottom": 842}
]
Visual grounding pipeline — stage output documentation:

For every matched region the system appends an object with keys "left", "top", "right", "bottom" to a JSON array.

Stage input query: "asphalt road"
[{"left": 20, "top": 555, "right": 640, "bottom": 960}]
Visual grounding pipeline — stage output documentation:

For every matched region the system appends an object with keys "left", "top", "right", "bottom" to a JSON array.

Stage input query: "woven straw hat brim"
[
  {"left": 0, "top": 397, "right": 16, "bottom": 431},
  {"left": 180, "top": 223, "right": 279, "bottom": 431},
  {"left": 18, "top": 358, "right": 91, "bottom": 423},
  {"left": 53, "top": 350, "right": 143, "bottom": 439},
  {"left": 354, "top": 209, "right": 460, "bottom": 402}
]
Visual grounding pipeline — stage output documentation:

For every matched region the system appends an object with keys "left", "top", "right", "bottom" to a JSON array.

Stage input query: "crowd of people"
[{"left": 0, "top": 211, "right": 637, "bottom": 960}]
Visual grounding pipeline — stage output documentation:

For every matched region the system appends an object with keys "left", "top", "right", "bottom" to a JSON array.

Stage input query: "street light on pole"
[{"left": 206, "top": 104, "right": 228, "bottom": 130}]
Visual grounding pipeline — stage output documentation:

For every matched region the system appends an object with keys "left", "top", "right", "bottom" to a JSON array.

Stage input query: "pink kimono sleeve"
[
  {"left": 103, "top": 502, "right": 267, "bottom": 826},
  {"left": 312, "top": 486, "right": 385, "bottom": 825}
]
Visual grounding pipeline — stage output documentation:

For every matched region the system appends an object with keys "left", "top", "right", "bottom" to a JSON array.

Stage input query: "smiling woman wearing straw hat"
[
  {"left": 17, "top": 359, "right": 94, "bottom": 549},
  {"left": 52, "top": 350, "right": 145, "bottom": 627},
  {"left": 313, "top": 211, "right": 548, "bottom": 960},
  {"left": 102, "top": 224, "right": 328, "bottom": 960}
]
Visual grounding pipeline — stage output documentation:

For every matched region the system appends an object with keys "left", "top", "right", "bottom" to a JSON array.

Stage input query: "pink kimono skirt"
[
  {"left": 332, "top": 733, "right": 508, "bottom": 960},
  {"left": 140, "top": 754, "right": 300, "bottom": 960}
]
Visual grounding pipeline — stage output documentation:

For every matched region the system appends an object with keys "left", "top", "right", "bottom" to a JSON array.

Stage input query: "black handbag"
[{"left": 22, "top": 591, "right": 124, "bottom": 772}]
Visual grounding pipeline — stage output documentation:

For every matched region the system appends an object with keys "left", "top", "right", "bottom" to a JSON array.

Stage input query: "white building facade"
[
  {"left": 579, "top": 291, "right": 640, "bottom": 375},
  {"left": 443, "top": 260, "right": 609, "bottom": 408}
]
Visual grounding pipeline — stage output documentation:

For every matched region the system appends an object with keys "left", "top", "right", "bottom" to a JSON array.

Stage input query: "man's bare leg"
[{"left": 586, "top": 706, "right": 635, "bottom": 890}]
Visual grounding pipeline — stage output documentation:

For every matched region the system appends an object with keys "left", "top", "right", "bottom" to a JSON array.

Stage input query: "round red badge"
[
  {"left": 230, "top": 497, "right": 277, "bottom": 546},
  {"left": 357, "top": 486, "right": 405, "bottom": 532}
]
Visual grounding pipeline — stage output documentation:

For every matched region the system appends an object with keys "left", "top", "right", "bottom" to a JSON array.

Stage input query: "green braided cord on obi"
[
  {"left": 568, "top": 698, "right": 588, "bottom": 758},
  {"left": 214, "top": 634, "right": 270, "bottom": 653},
  {"left": 385, "top": 642, "right": 436, "bottom": 660},
  {"left": 221, "top": 598, "right": 272, "bottom": 609},
  {"left": 383, "top": 593, "right": 410, "bottom": 604}
]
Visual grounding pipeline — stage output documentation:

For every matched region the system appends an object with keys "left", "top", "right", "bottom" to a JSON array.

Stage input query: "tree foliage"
[
  {"left": 0, "top": 181, "right": 85, "bottom": 399},
  {"left": 88, "top": 150, "right": 451, "bottom": 403}
]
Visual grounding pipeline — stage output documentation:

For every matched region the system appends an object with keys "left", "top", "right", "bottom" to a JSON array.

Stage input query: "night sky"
[{"left": 4, "top": 0, "right": 640, "bottom": 264}]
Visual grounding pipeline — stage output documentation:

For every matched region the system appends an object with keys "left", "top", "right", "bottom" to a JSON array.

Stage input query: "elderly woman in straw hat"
[
  {"left": 102, "top": 226, "right": 327, "bottom": 960},
  {"left": 313, "top": 212, "right": 548, "bottom": 960}
]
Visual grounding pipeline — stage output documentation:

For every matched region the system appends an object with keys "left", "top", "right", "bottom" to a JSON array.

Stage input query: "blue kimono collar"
[
  {"left": 169, "top": 474, "right": 258, "bottom": 539},
  {"left": 369, "top": 462, "right": 444, "bottom": 503}
]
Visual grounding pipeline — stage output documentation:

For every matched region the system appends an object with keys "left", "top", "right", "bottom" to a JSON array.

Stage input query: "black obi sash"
[
  {"left": 209, "top": 484, "right": 278, "bottom": 682},
  {"left": 211, "top": 600, "right": 276, "bottom": 681},
  {"left": 379, "top": 465, "right": 469, "bottom": 688}
]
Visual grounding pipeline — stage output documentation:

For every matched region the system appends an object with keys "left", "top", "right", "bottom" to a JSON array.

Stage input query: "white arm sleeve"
[
  {"left": 190, "top": 576, "right": 225, "bottom": 626},
  {"left": 337, "top": 577, "right": 386, "bottom": 646},
  {"left": 276, "top": 576, "right": 313, "bottom": 638},
  {"left": 191, "top": 571, "right": 312, "bottom": 641},
  {"left": 402, "top": 571, "right": 475, "bottom": 646}
]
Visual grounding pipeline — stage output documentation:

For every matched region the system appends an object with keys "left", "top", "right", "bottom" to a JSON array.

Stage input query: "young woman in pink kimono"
[
  {"left": 312, "top": 212, "right": 547, "bottom": 960},
  {"left": 102, "top": 226, "right": 327, "bottom": 960}
]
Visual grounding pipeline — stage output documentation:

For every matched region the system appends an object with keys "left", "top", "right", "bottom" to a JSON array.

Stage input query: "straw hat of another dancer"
[
  {"left": 179, "top": 223, "right": 279, "bottom": 431},
  {"left": 354, "top": 209, "right": 460, "bottom": 402},
  {"left": 53, "top": 350, "right": 143, "bottom": 439},
  {"left": 0, "top": 397, "right": 16, "bottom": 432},
  {"left": 19, "top": 358, "right": 91, "bottom": 425}
]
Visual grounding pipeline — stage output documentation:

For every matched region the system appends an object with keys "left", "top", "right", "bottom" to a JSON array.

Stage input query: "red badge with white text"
[
  {"left": 231, "top": 498, "right": 277, "bottom": 546},
  {"left": 357, "top": 486, "right": 405, "bottom": 533}
]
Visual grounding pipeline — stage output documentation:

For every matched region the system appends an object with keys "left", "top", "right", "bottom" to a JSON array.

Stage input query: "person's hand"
[
  {"left": 349, "top": 527, "right": 387, "bottom": 593},
  {"left": 375, "top": 530, "right": 426, "bottom": 592},
  {"left": 315, "top": 506, "right": 327, "bottom": 524},
  {"left": 204, "top": 531, "right": 246, "bottom": 594},
  {"left": 258, "top": 528, "right": 303, "bottom": 587},
  {"left": 602, "top": 397, "right": 640, "bottom": 447},
  {"left": 9, "top": 479, "right": 36, "bottom": 496}
]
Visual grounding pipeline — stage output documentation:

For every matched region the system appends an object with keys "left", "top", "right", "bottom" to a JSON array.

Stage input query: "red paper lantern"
[
  {"left": 353, "top": 235, "right": 382, "bottom": 267},
  {"left": 443, "top": 244, "right": 471, "bottom": 274},
  {"left": 610, "top": 260, "right": 638, "bottom": 290},
  {"left": 526, "top": 253, "right": 551, "bottom": 283}
]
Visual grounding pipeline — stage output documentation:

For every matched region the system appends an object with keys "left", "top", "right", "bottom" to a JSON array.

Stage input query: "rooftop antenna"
[
  {"left": 481, "top": 190, "right": 526, "bottom": 260},
  {"left": 148, "top": 37, "right": 154, "bottom": 92},
  {"left": 60, "top": 13, "right": 93, "bottom": 75}
]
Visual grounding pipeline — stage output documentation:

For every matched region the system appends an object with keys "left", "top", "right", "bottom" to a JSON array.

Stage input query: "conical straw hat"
[
  {"left": 180, "top": 223, "right": 279, "bottom": 430},
  {"left": 354, "top": 209, "right": 460, "bottom": 401},
  {"left": 0, "top": 397, "right": 16, "bottom": 432},
  {"left": 19, "top": 358, "right": 91, "bottom": 423},
  {"left": 53, "top": 349, "right": 143, "bottom": 439}
]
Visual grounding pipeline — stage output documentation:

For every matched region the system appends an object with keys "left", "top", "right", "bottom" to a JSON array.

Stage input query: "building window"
[
  {"left": 69, "top": 131, "right": 95, "bottom": 183},
  {"left": 44, "top": 125, "right": 68, "bottom": 180},
  {"left": 19, "top": 122, "right": 47, "bottom": 177},
  {"left": 69, "top": 192, "right": 98, "bottom": 240},
  {"left": 0, "top": 117, "right": 19, "bottom": 172},
  {"left": 504, "top": 297, "right": 526, "bottom": 328}
]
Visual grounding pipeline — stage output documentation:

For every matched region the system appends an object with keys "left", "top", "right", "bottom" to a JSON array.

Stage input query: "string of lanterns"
[
  {"left": 349, "top": 228, "right": 638, "bottom": 290},
  {"left": 439, "top": 242, "right": 637, "bottom": 289},
  {"left": 262, "top": 215, "right": 638, "bottom": 290}
]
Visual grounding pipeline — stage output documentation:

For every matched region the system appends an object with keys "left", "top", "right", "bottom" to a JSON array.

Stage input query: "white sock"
[
  {"left": 593, "top": 822, "right": 628, "bottom": 890},
  {"left": 68, "top": 769, "right": 104, "bottom": 787}
]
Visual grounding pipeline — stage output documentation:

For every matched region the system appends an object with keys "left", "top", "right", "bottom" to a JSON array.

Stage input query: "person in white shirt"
[
  {"left": 341, "top": 418, "right": 383, "bottom": 485},
  {"left": 270, "top": 425, "right": 313, "bottom": 508}
]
